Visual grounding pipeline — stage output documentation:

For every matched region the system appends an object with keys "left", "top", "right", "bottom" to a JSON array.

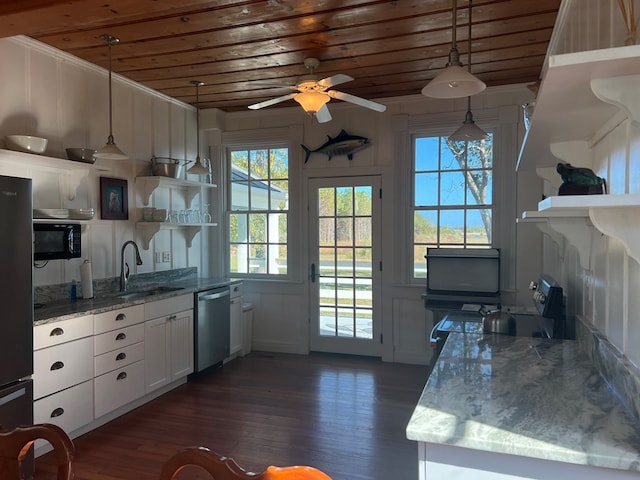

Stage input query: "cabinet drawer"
[
  {"left": 94, "top": 323, "right": 144, "bottom": 356},
  {"left": 94, "top": 305, "right": 144, "bottom": 334},
  {"left": 33, "top": 337, "right": 94, "bottom": 400},
  {"left": 145, "top": 293, "right": 193, "bottom": 320},
  {"left": 34, "top": 379, "right": 94, "bottom": 435},
  {"left": 34, "top": 315, "right": 93, "bottom": 350},
  {"left": 94, "top": 360, "right": 145, "bottom": 419},
  {"left": 94, "top": 341, "right": 144, "bottom": 377}
]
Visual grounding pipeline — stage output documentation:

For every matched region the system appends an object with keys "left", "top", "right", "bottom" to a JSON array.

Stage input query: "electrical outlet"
[
  {"left": 162, "top": 251, "right": 171, "bottom": 262},
  {"left": 155, "top": 252, "right": 162, "bottom": 263}
]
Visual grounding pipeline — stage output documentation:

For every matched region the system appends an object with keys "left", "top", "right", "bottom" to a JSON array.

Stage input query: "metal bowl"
[
  {"left": 150, "top": 157, "right": 184, "bottom": 178},
  {"left": 66, "top": 148, "right": 96, "bottom": 163}
]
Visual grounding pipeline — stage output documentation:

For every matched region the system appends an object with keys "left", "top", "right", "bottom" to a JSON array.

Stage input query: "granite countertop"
[
  {"left": 34, "top": 277, "right": 238, "bottom": 325},
  {"left": 406, "top": 331, "right": 640, "bottom": 472}
]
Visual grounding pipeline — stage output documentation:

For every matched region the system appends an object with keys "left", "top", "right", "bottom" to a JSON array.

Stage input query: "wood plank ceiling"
[{"left": 0, "top": 0, "right": 560, "bottom": 111}]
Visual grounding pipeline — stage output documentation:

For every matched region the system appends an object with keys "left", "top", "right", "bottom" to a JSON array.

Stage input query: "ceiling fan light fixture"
[
  {"left": 94, "top": 35, "right": 128, "bottom": 161},
  {"left": 294, "top": 91, "right": 330, "bottom": 113}
]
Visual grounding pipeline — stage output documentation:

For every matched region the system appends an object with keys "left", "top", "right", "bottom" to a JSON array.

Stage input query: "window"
[
  {"left": 412, "top": 134, "right": 494, "bottom": 278},
  {"left": 228, "top": 147, "right": 289, "bottom": 276}
]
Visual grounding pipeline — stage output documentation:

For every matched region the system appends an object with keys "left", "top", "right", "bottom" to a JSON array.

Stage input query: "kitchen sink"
[{"left": 116, "top": 286, "right": 185, "bottom": 300}]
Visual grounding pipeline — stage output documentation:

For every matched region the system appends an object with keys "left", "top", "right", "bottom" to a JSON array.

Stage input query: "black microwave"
[{"left": 33, "top": 223, "right": 81, "bottom": 260}]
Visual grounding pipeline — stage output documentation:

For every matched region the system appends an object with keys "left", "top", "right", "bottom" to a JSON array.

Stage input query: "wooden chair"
[
  {"left": 0, "top": 423, "right": 74, "bottom": 480},
  {"left": 160, "top": 447, "right": 332, "bottom": 479}
]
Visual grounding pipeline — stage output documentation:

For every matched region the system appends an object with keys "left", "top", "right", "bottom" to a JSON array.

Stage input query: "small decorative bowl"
[
  {"left": 5, "top": 135, "right": 48, "bottom": 154},
  {"left": 66, "top": 148, "right": 96, "bottom": 163}
]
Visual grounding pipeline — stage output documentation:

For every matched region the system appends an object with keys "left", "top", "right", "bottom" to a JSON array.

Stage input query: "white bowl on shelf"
[{"left": 5, "top": 135, "right": 48, "bottom": 154}]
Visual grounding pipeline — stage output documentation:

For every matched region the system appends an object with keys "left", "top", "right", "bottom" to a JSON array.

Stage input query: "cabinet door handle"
[
  {"left": 116, "top": 352, "right": 127, "bottom": 361},
  {"left": 116, "top": 332, "right": 126, "bottom": 341},
  {"left": 116, "top": 313, "right": 127, "bottom": 321},
  {"left": 117, "top": 372, "right": 127, "bottom": 381},
  {"left": 51, "top": 407, "right": 64, "bottom": 418},
  {"left": 50, "top": 327, "right": 64, "bottom": 336},
  {"left": 50, "top": 361, "right": 64, "bottom": 371}
]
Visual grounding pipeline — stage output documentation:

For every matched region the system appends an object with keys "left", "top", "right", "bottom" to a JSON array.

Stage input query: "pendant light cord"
[
  {"left": 466, "top": 0, "right": 472, "bottom": 112},
  {"left": 108, "top": 40, "right": 114, "bottom": 140}
]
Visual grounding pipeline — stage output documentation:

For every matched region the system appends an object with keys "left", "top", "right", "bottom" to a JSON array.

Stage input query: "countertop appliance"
[
  {"left": 428, "top": 273, "right": 566, "bottom": 370},
  {"left": 0, "top": 175, "right": 34, "bottom": 476},
  {"left": 33, "top": 222, "right": 81, "bottom": 261},
  {"left": 422, "top": 248, "right": 501, "bottom": 310},
  {"left": 193, "top": 286, "right": 230, "bottom": 373}
]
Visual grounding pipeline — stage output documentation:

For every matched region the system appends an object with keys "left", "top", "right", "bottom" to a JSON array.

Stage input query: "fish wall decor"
[{"left": 301, "top": 129, "right": 370, "bottom": 163}]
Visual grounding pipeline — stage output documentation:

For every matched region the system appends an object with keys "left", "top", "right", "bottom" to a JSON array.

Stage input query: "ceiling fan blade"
[
  {"left": 317, "top": 74, "right": 354, "bottom": 89},
  {"left": 328, "top": 90, "right": 387, "bottom": 112},
  {"left": 315, "top": 104, "right": 332, "bottom": 123},
  {"left": 248, "top": 93, "right": 296, "bottom": 110}
]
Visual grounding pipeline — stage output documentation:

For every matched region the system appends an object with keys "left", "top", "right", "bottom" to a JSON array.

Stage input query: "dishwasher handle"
[{"left": 199, "top": 289, "right": 230, "bottom": 301}]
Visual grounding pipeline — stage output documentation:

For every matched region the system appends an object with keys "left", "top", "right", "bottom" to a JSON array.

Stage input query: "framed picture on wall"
[{"left": 100, "top": 177, "right": 128, "bottom": 220}]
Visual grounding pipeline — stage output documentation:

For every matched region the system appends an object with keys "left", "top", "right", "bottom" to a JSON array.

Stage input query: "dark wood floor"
[{"left": 36, "top": 352, "right": 429, "bottom": 480}]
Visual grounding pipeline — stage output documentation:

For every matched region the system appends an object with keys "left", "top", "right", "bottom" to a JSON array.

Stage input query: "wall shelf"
[
  {"left": 136, "top": 176, "right": 217, "bottom": 207},
  {"left": 521, "top": 194, "right": 640, "bottom": 267},
  {"left": 517, "top": 45, "right": 640, "bottom": 171},
  {"left": 0, "top": 149, "right": 109, "bottom": 200},
  {"left": 135, "top": 222, "right": 218, "bottom": 249}
]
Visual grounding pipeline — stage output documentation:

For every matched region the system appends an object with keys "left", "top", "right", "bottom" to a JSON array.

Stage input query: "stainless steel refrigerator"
[{"left": 0, "top": 175, "right": 33, "bottom": 432}]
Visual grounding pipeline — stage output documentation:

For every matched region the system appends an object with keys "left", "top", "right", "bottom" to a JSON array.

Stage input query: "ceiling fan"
[{"left": 247, "top": 58, "right": 387, "bottom": 123}]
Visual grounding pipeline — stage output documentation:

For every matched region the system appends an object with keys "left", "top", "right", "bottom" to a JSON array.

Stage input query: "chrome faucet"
[{"left": 120, "top": 240, "right": 143, "bottom": 292}]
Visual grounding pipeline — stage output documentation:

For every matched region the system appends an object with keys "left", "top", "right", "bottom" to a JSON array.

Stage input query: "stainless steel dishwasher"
[{"left": 194, "top": 286, "right": 230, "bottom": 373}]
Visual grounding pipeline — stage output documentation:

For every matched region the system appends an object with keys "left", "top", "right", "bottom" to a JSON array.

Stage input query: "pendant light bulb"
[
  {"left": 187, "top": 80, "right": 209, "bottom": 175},
  {"left": 94, "top": 35, "right": 128, "bottom": 160},
  {"left": 422, "top": 0, "right": 486, "bottom": 99}
]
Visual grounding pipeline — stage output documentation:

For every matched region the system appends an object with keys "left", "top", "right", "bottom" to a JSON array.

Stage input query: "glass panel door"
[{"left": 308, "top": 176, "right": 381, "bottom": 356}]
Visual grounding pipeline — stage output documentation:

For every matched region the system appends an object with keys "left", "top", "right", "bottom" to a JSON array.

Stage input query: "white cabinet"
[
  {"left": 33, "top": 315, "right": 94, "bottom": 436},
  {"left": 144, "top": 294, "right": 194, "bottom": 393},
  {"left": 93, "top": 305, "right": 146, "bottom": 418},
  {"left": 230, "top": 283, "right": 243, "bottom": 356}
]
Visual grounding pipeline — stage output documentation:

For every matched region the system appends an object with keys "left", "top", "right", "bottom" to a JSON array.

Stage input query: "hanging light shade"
[
  {"left": 94, "top": 35, "right": 128, "bottom": 160},
  {"left": 422, "top": 0, "right": 486, "bottom": 99},
  {"left": 187, "top": 80, "right": 209, "bottom": 175},
  {"left": 294, "top": 91, "right": 330, "bottom": 114},
  {"left": 449, "top": 0, "right": 488, "bottom": 142}
]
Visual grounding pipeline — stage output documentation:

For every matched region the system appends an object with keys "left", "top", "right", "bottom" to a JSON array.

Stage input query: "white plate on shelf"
[{"left": 33, "top": 208, "right": 69, "bottom": 219}]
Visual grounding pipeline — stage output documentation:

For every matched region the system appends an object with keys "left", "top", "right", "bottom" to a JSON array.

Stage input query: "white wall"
[{"left": 0, "top": 36, "right": 213, "bottom": 290}]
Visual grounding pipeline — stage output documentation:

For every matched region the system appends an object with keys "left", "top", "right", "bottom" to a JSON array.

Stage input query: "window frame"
[
  {"left": 397, "top": 108, "right": 518, "bottom": 288},
  {"left": 221, "top": 126, "right": 302, "bottom": 281}
]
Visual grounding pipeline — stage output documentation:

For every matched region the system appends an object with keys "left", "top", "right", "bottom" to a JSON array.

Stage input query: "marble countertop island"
[{"left": 406, "top": 332, "right": 640, "bottom": 472}]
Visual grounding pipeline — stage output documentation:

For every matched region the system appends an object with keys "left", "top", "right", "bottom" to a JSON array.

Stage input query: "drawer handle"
[
  {"left": 51, "top": 407, "right": 64, "bottom": 418},
  {"left": 117, "top": 372, "right": 127, "bottom": 381},
  {"left": 116, "top": 333, "right": 126, "bottom": 341},
  {"left": 116, "top": 352, "right": 127, "bottom": 361},
  {"left": 169, "top": 315, "right": 176, "bottom": 321},
  {"left": 116, "top": 313, "right": 127, "bottom": 321},
  {"left": 50, "top": 361, "right": 64, "bottom": 371},
  {"left": 50, "top": 327, "right": 64, "bottom": 336}
]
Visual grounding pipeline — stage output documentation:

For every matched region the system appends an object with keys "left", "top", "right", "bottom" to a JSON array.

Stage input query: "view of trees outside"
[
  {"left": 317, "top": 186, "right": 373, "bottom": 339},
  {"left": 228, "top": 147, "right": 289, "bottom": 275},
  {"left": 413, "top": 134, "right": 494, "bottom": 278}
]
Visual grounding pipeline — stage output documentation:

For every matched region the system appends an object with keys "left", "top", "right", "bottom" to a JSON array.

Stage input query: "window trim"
[
  {"left": 394, "top": 107, "right": 518, "bottom": 289},
  {"left": 221, "top": 126, "right": 303, "bottom": 281}
]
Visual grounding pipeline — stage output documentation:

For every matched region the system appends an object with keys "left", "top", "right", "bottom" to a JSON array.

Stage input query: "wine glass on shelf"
[{"left": 202, "top": 204, "right": 212, "bottom": 223}]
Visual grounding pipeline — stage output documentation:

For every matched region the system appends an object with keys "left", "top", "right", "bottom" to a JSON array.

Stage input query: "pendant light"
[
  {"left": 449, "top": 0, "right": 488, "bottom": 141},
  {"left": 187, "top": 80, "right": 209, "bottom": 175},
  {"left": 421, "top": 0, "right": 486, "bottom": 99},
  {"left": 94, "top": 35, "right": 128, "bottom": 160}
]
